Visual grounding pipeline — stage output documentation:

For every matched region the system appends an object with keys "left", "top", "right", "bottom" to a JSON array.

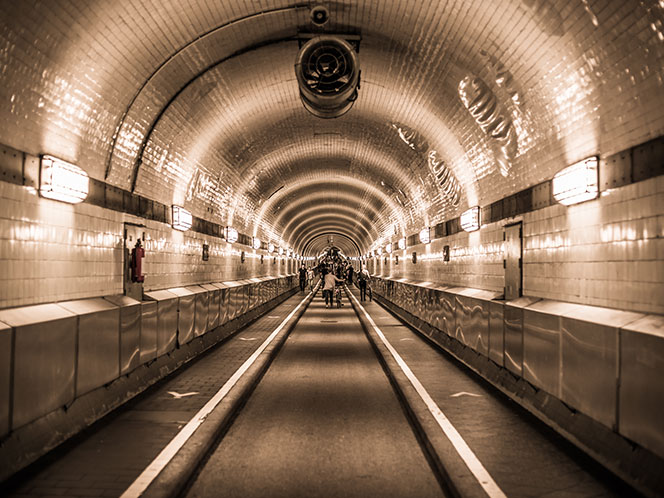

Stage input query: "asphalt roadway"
[{"left": 184, "top": 290, "right": 446, "bottom": 498}]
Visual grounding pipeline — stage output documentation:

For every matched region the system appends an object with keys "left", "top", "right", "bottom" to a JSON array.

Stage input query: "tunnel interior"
[{"left": 0, "top": 0, "right": 663, "bottom": 491}]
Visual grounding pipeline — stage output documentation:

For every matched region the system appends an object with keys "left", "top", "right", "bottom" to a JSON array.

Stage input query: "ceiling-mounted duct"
[{"left": 295, "top": 35, "right": 360, "bottom": 119}]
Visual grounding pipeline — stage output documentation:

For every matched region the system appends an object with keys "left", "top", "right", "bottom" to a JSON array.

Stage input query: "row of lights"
[
  {"left": 38, "top": 154, "right": 599, "bottom": 257},
  {"left": 37, "top": 156, "right": 302, "bottom": 257},
  {"left": 364, "top": 156, "right": 598, "bottom": 258}
]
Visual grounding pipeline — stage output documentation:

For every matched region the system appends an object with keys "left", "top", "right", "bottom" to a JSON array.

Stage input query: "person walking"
[
  {"left": 298, "top": 265, "right": 307, "bottom": 293},
  {"left": 322, "top": 270, "right": 344, "bottom": 308},
  {"left": 307, "top": 266, "right": 315, "bottom": 292},
  {"left": 358, "top": 267, "right": 369, "bottom": 301}
]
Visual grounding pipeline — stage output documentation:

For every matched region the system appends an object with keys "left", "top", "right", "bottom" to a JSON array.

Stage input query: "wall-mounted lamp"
[
  {"left": 398, "top": 237, "right": 406, "bottom": 250},
  {"left": 39, "top": 155, "right": 89, "bottom": 204},
  {"left": 252, "top": 237, "right": 261, "bottom": 250},
  {"left": 460, "top": 206, "right": 480, "bottom": 232},
  {"left": 225, "top": 226, "right": 238, "bottom": 243},
  {"left": 419, "top": 227, "right": 431, "bottom": 244},
  {"left": 552, "top": 156, "right": 599, "bottom": 205},
  {"left": 268, "top": 243, "right": 275, "bottom": 253},
  {"left": 278, "top": 247, "right": 284, "bottom": 256},
  {"left": 385, "top": 244, "right": 392, "bottom": 254},
  {"left": 172, "top": 205, "right": 193, "bottom": 231}
]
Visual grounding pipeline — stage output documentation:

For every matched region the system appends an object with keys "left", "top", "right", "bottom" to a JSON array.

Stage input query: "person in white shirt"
[{"left": 322, "top": 270, "right": 344, "bottom": 308}]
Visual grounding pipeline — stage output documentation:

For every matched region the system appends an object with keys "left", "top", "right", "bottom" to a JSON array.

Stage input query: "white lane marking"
[
  {"left": 348, "top": 289, "right": 506, "bottom": 498},
  {"left": 167, "top": 391, "right": 198, "bottom": 399},
  {"left": 120, "top": 290, "right": 312, "bottom": 498},
  {"left": 239, "top": 337, "right": 258, "bottom": 341},
  {"left": 450, "top": 392, "right": 482, "bottom": 398},
  {"left": 399, "top": 338, "right": 414, "bottom": 341}
]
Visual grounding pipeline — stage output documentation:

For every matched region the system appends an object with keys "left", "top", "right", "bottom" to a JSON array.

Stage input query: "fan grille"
[
  {"left": 295, "top": 36, "right": 360, "bottom": 118},
  {"left": 302, "top": 43, "right": 353, "bottom": 95}
]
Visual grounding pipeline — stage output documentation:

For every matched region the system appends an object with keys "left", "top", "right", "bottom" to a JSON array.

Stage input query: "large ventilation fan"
[{"left": 295, "top": 35, "right": 360, "bottom": 119}]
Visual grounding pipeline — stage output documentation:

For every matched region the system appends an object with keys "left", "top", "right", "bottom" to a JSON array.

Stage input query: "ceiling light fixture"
[
  {"left": 39, "top": 155, "right": 88, "bottom": 204},
  {"left": 552, "top": 156, "right": 599, "bottom": 205},
  {"left": 172, "top": 205, "right": 193, "bottom": 231}
]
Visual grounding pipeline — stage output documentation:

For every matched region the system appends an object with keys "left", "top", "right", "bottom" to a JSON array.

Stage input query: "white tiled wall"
[
  {"left": 367, "top": 176, "right": 663, "bottom": 315},
  {"left": 0, "top": 181, "right": 295, "bottom": 309}
]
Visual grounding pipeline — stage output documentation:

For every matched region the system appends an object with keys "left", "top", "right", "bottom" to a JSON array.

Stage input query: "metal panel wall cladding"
[
  {"left": 503, "top": 305, "right": 524, "bottom": 375},
  {"left": 240, "top": 284, "right": 250, "bottom": 315},
  {"left": 103, "top": 296, "right": 141, "bottom": 376},
  {"left": 619, "top": 315, "right": 664, "bottom": 458},
  {"left": 0, "top": 304, "right": 77, "bottom": 430},
  {"left": 201, "top": 284, "right": 220, "bottom": 330},
  {"left": 560, "top": 307, "right": 643, "bottom": 429},
  {"left": 488, "top": 301, "right": 505, "bottom": 366},
  {"left": 58, "top": 299, "right": 120, "bottom": 397},
  {"left": 144, "top": 291, "right": 178, "bottom": 356},
  {"left": 186, "top": 286, "right": 209, "bottom": 337},
  {"left": 0, "top": 322, "right": 11, "bottom": 438},
  {"left": 454, "top": 295, "right": 471, "bottom": 346},
  {"left": 441, "top": 291, "right": 456, "bottom": 336},
  {"left": 168, "top": 288, "right": 195, "bottom": 346},
  {"left": 226, "top": 285, "right": 239, "bottom": 321},
  {"left": 422, "top": 287, "right": 434, "bottom": 326},
  {"left": 218, "top": 287, "right": 229, "bottom": 325},
  {"left": 431, "top": 289, "right": 444, "bottom": 333},
  {"left": 468, "top": 297, "right": 491, "bottom": 356},
  {"left": 522, "top": 304, "right": 563, "bottom": 397},
  {"left": 140, "top": 302, "right": 158, "bottom": 363}
]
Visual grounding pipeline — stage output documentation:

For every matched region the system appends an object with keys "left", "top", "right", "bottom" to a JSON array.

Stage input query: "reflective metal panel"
[
  {"left": 224, "top": 282, "right": 240, "bottom": 321},
  {"left": 619, "top": 315, "right": 664, "bottom": 457},
  {"left": 104, "top": 295, "right": 141, "bottom": 376},
  {"left": 201, "top": 284, "right": 220, "bottom": 330},
  {"left": 186, "top": 286, "right": 209, "bottom": 337},
  {"left": 455, "top": 294, "right": 471, "bottom": 346},
  {"left": 561, "top": 307, "right": 643, "bottom": 429},
  {"left": 455, "top": 289, "right": 493, "bottom": 355},
  {"left": 238, "top": 280, "right": 252, "bottom": 315},
  {"left": 168, "top": 288, "right": 195, "bottom": 345},
  {"left": 0, "top": 304, "right": 76, "bottom": 430},
  {"left": 0, "top": 321, "right": 11, "bottom": 437},
  {"left": 522, "top": 301, "right": 567, "bottom": 397},
  {"left": 140, "top": 301, "right": 157, "bottom": 363},
  {"left": 421, "top": 286, "right": 434, "bottom": 326},
  {"left": 504, "top": 297, "right": 539, "bottom": 376},
  {"left": 440, "top": 290, "right": 457, "bottom": 336},
  {"left": 58, "top": 299, "right": 120, "bottom": 397},
  {"left": 144, "top": 290, "right": 177, "bottom": 356},
  {"left": 212, "top": 283, "right": 230, "bottom": 325},
  {"left": 220, "top": 287, "right": 229, "bottom": 324},
  {"left": 489, "top": 301, "right": 504, "bottom": 366}
]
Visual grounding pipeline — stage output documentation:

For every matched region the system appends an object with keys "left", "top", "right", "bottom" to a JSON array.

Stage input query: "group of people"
[{"left": 297, "top": 256, "right": 372, "bottom": 309}]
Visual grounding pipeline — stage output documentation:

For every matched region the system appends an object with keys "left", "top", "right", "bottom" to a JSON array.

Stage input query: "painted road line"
[
  {"left": 348, "top": 289, "right": 507, "bottom": 498},
  {"left": 120, "top": 290, "right": 313, "bottom": 498}
]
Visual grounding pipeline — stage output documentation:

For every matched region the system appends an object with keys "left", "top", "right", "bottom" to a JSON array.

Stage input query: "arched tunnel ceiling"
[{"left": 1, "top": 1, "right": 663, "bottom": 258}]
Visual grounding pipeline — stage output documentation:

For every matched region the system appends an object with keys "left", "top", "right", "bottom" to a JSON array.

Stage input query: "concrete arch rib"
[
  {"left": 303, "top": 233, "right": 362, "bottom": 259},
  {"left": 256, "top": 176, "right": 401, "bottom": 246},
  {"left": 287, "top": 213, "right": 373, "bottom": 253},
  {"left": 291, "top": 220, "right": 366, "bottom": 254},
  {"left": 302, "top": 232, "right": 362, "bottom": 259},
  {"left": 280, "top": 204, "right": 377, "bottom": 243}
]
